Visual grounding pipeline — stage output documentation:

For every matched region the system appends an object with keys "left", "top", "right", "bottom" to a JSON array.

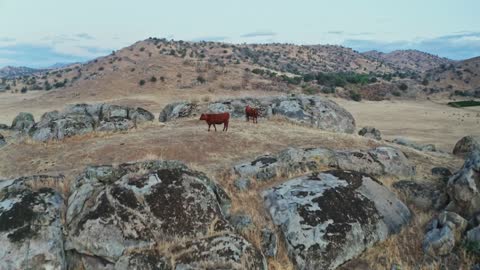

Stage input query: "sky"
[{"left": 0, "top": 0, "right": 479, "bottom": 68}]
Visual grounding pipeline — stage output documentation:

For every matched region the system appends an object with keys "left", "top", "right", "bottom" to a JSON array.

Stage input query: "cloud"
[
  {"left": 327, "top": 31, "right": 344, "bottom": 35},
  {"left": 76, "top": 33, "right": 95, "bottom": 40},
  {"left": 343, "top": 32, "right": 480, "bottom": 60},
  {"left": 191, "top": 36, "right": 229, "bottom": 42},
  {"left": 241, "top": 31, "right": 277, "bottom": 38}
]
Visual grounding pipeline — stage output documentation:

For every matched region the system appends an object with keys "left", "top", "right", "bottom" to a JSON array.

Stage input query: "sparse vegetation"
[{"left": 139, "top": 79, "right": 146, "bottom": 86}]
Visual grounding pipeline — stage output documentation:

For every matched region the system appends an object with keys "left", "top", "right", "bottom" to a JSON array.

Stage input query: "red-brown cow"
[
  {"left": 245, "top": 105, "right": 259, "bottom": 123},
  {"left": 200, "top": 112, "right": 230, "bottom": 131}
]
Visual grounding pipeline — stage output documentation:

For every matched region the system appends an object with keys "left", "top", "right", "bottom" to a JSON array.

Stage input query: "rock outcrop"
[
  {"left": 358, "top": 126, "right": 382, "bottom": 140},
  {"left": 453, "top": 136, "right": 480, "bottom": 158},
  {"left": 11, "top": 112, "right": 35, "bottom": 133},
  {"left": 446, "top": 150, "right": 480, "bottom": 218},
  {"left": 159, "top": 95, "right": 356, "bottom": 133},
  {"left": 262, "top": 170, "right": 411, "bottom": 269},
  {"left": 65, "top": 160, "right": 265, "bottom": 269},
  {"left": 393, "top": 137, "right": 436, "bottom": 152},
  {"left": 233, "top": 146, "right": 415, "bottom": 184},
  {"left": 29, "top": 103, "right": 154, "bottom": 141},
  {"left": 0, "top": 177, "right": 65, "bottom": 270}
]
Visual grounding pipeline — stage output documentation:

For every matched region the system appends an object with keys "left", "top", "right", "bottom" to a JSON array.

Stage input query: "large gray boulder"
[
  {"left": 446, "top": 150, "right": 480, "bottom": 218},
  {"left": 453, "top": 136, "right": 480, "bottom": 158},
  {"left": 160, "top": 95, "right": 356, "bottom": 133},
  {"left": 30, "top": 103, "right": 154, "bottom": 141},
  {"left": 270, "top": 95, "right": 356, "bottom": 133},
  {"left": 0, "top": 177, "right": 65, "bottom": 270},
  {"left": 11, "top": 112, "right": 35, "bottom": 133},
  {"left": 65, "top": 160, "right": 264, "bottom": 269},
  {"left": 159, "top": 101, "right": 196, "bottom": 122},
  {"left": 262, "top": 170, "right": 411, "bottom": 269},
  {"left": 393, "top": 180, "right": 448, "bottom": 211}
]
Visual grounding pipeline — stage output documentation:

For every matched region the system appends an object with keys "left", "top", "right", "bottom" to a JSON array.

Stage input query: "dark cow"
[
  {"left": 245, "top": 105, "right": 259, "bottom": 124},
  {"left": 200, "top": 112, "right": 230, "bottom": 131}
]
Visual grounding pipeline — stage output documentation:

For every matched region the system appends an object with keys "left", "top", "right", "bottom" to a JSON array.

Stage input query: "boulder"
[
  {"left": 11, "top": 112, "right": 35, "bottom": 133},
  {"left": 207, "top": 97, "right": 272, "bottom": 118},
  {"left": 158, "top": 101, "right": 196, "bottom": 122},
  {"left": 446, "top": 150, "right": 480, "bottom": 218},
  {"left": 30, "top": 103, "right": 154, "bottom": 141},
  {"left": 392, "top": 180, "right": 448, "bottom": 211},
  {"left": 269, "top": 95, "right": 356, "bottom": 133},
  {"left": 453, "top": 136, "right": 480, "bottom": 158},
  {"left": 0, "top": 124, "right": 9, "bottom": 130},
  {"left": 65, "top": 160, "right": 264, "bottom": 268},
  {"left": 0, "top": 177, "right": 65, "bottom": 270},
  {"left": 358, "top": 126, "right": 382, "bottom": 140},
  {"left": 393, "top": 137, "right": 436, "bottom": 152},
  {"left": 233, "top": 147, "right": 337, "bottom": 182},
  {"left": 466, "top": 226, "right": 480, "bottom": 243},
  {"left": 336, "top": 147, "right": 416, "bottom": 178},
  {"left": 423, "top": 211, "right": 467, "bottom": 257},
  {"left": 261, "top": 228, "right": 278, "bottom": 258},
  {"left": 229, "top": 213, "right": 254, "bottom": 231},
  {"left": 234, "top": 178, "right": 251, "bottom": 191},
  {"left": 0, "top": 133, "right": 5, "bottom": 147},
  {"left": 422, "top": 226, "right": 455, "bottom": 257},
  {"left": 115, "top": 233, "right": 267, "bottom": 270},
  {"left": 262, "top": 170, "right": 411, "bottom": 269}
]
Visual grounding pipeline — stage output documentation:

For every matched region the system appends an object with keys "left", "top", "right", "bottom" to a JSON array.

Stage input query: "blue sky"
[{"left": 0, "top": 0, "right": 479, "bottom": 68}]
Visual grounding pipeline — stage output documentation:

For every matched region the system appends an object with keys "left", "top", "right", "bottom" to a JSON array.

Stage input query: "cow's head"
[{"left": 199, "top": 114, "right": 207, "bottom": 120}]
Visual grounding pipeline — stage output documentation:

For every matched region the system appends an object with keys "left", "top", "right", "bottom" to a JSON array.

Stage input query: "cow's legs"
[
  {"left": 213, "top": 124, "right": 217, "bottom": 132},
  {"left": 223, "top": 121, "right": 228, "bottom": 131},
  {"left": 208, "top": 124, "right": 211, "bottom": 131}
]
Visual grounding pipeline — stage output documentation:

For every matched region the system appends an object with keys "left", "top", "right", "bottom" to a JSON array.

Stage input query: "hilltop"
[{"left": 363, "top": 49, "right": 453, "bottom": 72}]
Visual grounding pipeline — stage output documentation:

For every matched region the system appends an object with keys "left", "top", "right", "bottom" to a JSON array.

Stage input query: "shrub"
[
  {"left": 321, "top": 87, "right": 335, "bottom": 94},
  {"left": 150, "top": 76, "right": 157, "bottom": 83},
  {"left": 5, "top": 84, "right": 11, "bottom": 90},
  {"left": 20, "top": 87, "right": 28, "bottom": 93},
  {"left": 139, "top": 47, "right": 145, "bottom": 52},
  {"left": 349, "top": 90, "right": 362, "bottom": 101},
  {"left": 422, "top": 79, "right": 429, "bottom": 86},
  {"left": 98, "top": 67, "right": 104, "bottom": 71},
  {"left": 399, "top": 83, "right": 408, "bottom": 91},
  {"left": 139, "top": 79, "right": 146, "bottom": 86},
  {"left": 197, "top": 76, "right": 206, "bottom": 84},
  {"left": 392, "top": 90, "right": 401, "bottom": 97},
  {"left": 131, "top": 68, "right": 135, "bottom": 72},
  {"left": 160, "top": 76, "right": 165, "bottom": 82}
]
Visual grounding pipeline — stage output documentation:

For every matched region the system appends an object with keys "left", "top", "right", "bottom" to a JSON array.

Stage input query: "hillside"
[
  {"left": 0, "top": 66, "right": 43, "bottom": 78},
  {"left": 0, "top": 39, "right": 478, "bottom": 103},
  {"left": 427, "top": 56, "right": 480, "bottom": 97},
  {"left": 363, "top": 50, "right": 453, "bottom": 72}
]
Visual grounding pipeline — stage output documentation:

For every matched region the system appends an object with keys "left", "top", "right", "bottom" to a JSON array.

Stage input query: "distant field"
[{"left": 448, "top": 100, "right": 480, "bottom": 107}]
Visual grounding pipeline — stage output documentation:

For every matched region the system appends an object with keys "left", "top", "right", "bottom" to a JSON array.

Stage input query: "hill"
[
  {"left": 0, "top": 38, "right": 478, "bottom": 102},
  {"left": 426, "top": 56, "right": 480, "bottom": 97},
  {"left": 0, "top": 66, "right": 43, "bottom": 78},
  {"left": 363, "top": 49, "right": 453, "bottom": 72}
]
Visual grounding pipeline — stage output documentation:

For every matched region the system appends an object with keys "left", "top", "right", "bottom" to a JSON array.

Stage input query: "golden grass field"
[{"left": 0, "top": 87, "right": 479, "bottom": 269}]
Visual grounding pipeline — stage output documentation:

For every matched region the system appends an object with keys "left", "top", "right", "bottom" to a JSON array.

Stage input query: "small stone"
[
  {"left": 358, "top": 126, "right": 382, "bottom": 140},
  {"left": 228, "top": 213, "right": 253, "bottom": 231},
  {"left": 234, "top": 178, "right": 251, "bottom": 191},
  {"left": 261, "top": 228, "right": 277, "bottom": 258}
]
